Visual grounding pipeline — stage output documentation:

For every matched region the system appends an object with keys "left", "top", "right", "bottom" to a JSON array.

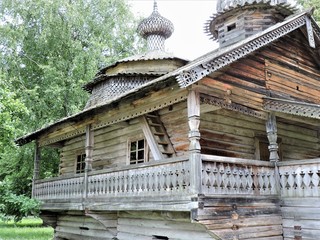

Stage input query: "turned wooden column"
[
  {"left": 187, "top": 90, "right": 202, "bottom": 195},
  {"left": 84, "top": 124, "right": 94, "bottom": 199},
  {"left": 32, "top": 141, "right": 41, "bottom": 198},
  {"left": 266, "top": 112, "right": 280, "bottom": 194}
]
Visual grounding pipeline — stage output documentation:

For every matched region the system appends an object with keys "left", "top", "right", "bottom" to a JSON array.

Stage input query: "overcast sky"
[{"left": 128, "top": 0, "right": 219, "bottom": 60}]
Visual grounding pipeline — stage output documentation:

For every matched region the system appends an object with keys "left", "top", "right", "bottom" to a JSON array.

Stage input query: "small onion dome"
[
  {"left": 216, "top": 0, "right": 299, "bottom": 13},
  {"left": 137, "top": 1, "right": 174, "bottom": 51}
]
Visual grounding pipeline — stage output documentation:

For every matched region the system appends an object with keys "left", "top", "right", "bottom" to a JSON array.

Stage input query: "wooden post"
[
  {"left": 266, "top": 112, "right": 280, "bottom": 194},
  {"left": 187, "top": 90, "right": 202, "bottom": 195},
  {"left": 32, "top": 141, "right": 41, "bottom": 198},
  {"left": 84, "top": 124, "right": 94, "bottom": 199}
]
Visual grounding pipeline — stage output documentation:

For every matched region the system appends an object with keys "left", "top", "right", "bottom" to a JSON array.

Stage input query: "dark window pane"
[
  {"left": 131, "top": 152, "right": 136, "bottom": 160},
  {"left": 138, "top": 150, "right": 144, "bottom": 160},
  {"left": 138, "top": 139, "right": 144, "bottom": 149},
  {"left": 131, "top": 141, "right": 137, "bottom": 151}
]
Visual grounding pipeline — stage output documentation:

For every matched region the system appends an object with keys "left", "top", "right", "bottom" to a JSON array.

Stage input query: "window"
[
  {"left": 153, "top": 236, "right": 169, "bottom": 240},
  {"left": 227, "top": 23, "right": 236, "bottom": 32},
  {"left": 76, "top": 153, "right": 86, "bottom": 173},
  {"left": 129, "top": 138, "right": 148, "bottom": 165},
  {"left": 255, "top": 137, "right": 282, "bottom": 161}
]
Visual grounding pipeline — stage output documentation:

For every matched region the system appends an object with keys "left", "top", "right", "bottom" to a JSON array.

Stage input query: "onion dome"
[
  {"left": 216, "top": 0, "right": 299, "bottom": 13},
  {"left": 137, "top": 1, "right": 174, "bottom": 51},
  {"left": 206, "top": 0, "right": 300, "bottom": 47}
]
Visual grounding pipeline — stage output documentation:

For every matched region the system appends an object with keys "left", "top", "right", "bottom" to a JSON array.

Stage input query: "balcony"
[{"left": 33, "top": 155, "right": 320, "bottom": 211}]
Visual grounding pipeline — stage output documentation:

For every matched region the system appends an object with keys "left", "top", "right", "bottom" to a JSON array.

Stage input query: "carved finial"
[
  {"left": 153, "top": 0, "right": 158, "bottom": 12},
  {"left": 137, "top": 1, "right": 174, "bottom": 51}
]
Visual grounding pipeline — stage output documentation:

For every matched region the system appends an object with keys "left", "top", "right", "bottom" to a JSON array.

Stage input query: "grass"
[{"left": 0, "top": 217, "right": 54, "bottom": 240}]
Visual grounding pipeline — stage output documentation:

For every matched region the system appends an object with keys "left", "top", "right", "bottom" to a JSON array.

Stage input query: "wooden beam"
[
  {"left": 266, "top": 112, "right": 280, "bottom": 194},
  {"left": 139, "top": 116, "right": 163, "bottom": 160},
  {"left": 84, "top": 124, "right": 94, "bottom": 199},
  {"left": 32, "top": 141, "right": 41, "bottom": 198}
]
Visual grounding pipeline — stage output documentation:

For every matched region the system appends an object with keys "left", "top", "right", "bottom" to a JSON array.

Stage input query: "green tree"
[
  {"left": 298, "top": 0, "right": 320, "bottom": 22},
  {"left": 0, "top": 0, "right": 145, "bottom": 218}
]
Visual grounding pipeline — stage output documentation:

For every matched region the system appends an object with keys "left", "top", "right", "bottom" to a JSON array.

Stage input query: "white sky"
[{"left": 128, "top": 0, "right": 218, "bottom": 60}]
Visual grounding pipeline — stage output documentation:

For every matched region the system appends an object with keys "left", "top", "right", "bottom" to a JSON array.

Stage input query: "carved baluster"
[
  {"left": 232, "top": 166, "right": 239, "bottom": 194},
  {"left": 225, "top": 164, "right": 232, "bottom": 194},
  {"left": 202, "top": 162, "right": 209, "bottom": 195},
  {"left": 159, "top": 167, "right": 165, "bottom": 193},
  {"left": 211, "top": 162, "right": 218, "bottom": 194},
  {"left": 288, "top": 168, "right": 296, "bottom": 197},
  {"left": 120, "top": 171, "right": 125, "bottom": 195},
  {"left": 229, "top": 164, "right": 236, "bottom": 194},
  {"left": 123, "top": 171, "right": 127, "bottom": 195},
  {"left": 218, "top": 163, "right": 225, "bottom": 194}
]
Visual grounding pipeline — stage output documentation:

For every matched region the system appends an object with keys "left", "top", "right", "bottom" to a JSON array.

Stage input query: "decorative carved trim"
[
  {"left": 92, "top": 93, "right": 187, "bottom": 130},
  {"left": 305, "top": 15, "right": 315, "bottom": 48},
  {"left": 39, "top": 93, "right": 188, "bottom": 147},
  {"left": 200, "top": 94, "right": 266, "bottom": 119},
  {"left": 177, "top": 14, "right": 306, "bottom": 88},
  {"left": 263, "top": 97, "right": 320, "bottom": 119}
]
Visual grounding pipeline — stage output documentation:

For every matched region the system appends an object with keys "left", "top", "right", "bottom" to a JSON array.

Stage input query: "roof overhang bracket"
[{"left": 305, "top": 15, "right": 316, "bottom": 48}]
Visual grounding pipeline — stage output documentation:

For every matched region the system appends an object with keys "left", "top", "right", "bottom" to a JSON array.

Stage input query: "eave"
[{"left": 14, "top": 76, "right": 180, "bottom": 146}]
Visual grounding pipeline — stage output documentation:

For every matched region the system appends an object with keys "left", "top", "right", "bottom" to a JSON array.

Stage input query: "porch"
[{"left": 32, "top": 155, "right": 320, "bottom": 211}]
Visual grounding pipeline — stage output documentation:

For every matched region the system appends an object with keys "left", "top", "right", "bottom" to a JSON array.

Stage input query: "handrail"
[
  {"left": 35, "top": 173, "right": 84, "bottom": 184},
  {"left": 201, "top": 154, "right": 274, "bottom": 167},
  {"left": 33, "top": 156, "right": 190, "bottom": 200},
  {"left": 89, "top": 156, "right": 189, "bottom": 176},
  {"left": 35, "top": 156, "right": 188, "bottom": 184},
  {"left": 278, "top": 158, "right": 320, "bottom": 166}
]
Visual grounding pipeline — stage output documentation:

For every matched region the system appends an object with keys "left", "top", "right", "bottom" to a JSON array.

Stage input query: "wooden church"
[{"left": 16, "top": 0, "right": 320, "bottom": 239}]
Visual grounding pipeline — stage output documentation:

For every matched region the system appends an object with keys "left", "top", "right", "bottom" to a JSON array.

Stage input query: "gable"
[
  {"left": 263, "top": 32, "right": 320, "bottom": 104},
  {"left": 176, "top": 9, "right": 320, "bottom": 89},
  {"left": 196, "top": 27, "right": 320, "bottom": 117}
]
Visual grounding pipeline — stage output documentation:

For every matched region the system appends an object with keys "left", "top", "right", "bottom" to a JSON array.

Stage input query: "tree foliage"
[
  {"left": 0, "top": 180, "right": 40, "bottom": 222},
  {"left": 0, "top": 0, "right": 145, "bottom": 219},
  {"left": 298, "top": 0, "right": 320, "bottom": 22}
]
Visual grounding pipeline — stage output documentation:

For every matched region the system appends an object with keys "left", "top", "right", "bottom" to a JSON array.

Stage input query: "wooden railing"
[
  {"left": 279, "top": 158, "right": 320, "bottom": 198},
  {"left": 201, "top": 155, "right": 277, "bottom": 195},
  {"left": 33, "top": 157, "right": 190, "bottom": 200},
  {"left": 87, "top": 158, "right": 190, "bottom": 197},
  {"left": 34, "top": 156, "right": 320, "bottom": 201},
  {"left": 34, "top": 175, "right": 84, "bottom": 200}
]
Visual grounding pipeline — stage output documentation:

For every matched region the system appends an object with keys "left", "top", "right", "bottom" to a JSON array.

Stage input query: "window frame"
[
  {"left": 127, "top": 135, "right": 149, "bottom": 165},
  {"left": 75, "top": 152, "right": 86, "bottom": 174}
]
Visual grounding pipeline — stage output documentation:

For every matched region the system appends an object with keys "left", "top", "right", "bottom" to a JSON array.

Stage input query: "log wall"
[
  {"left": 200, "top": 109, "right": 320, "bottom": 161},
  {"left": 59, "top": 101, "right": 189, "bottom": 176},
  {"left": 54, "top": 211, "right": 117, "bottom": 240},
  {"left": 282, "top": 198, "right": 320, "bottom": 240},
  {"left": 194, "top": 196, "right": 283, "bottom": 240},
  {"left": 116, "top": 211, "right": 213, "bottom": 240}
]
